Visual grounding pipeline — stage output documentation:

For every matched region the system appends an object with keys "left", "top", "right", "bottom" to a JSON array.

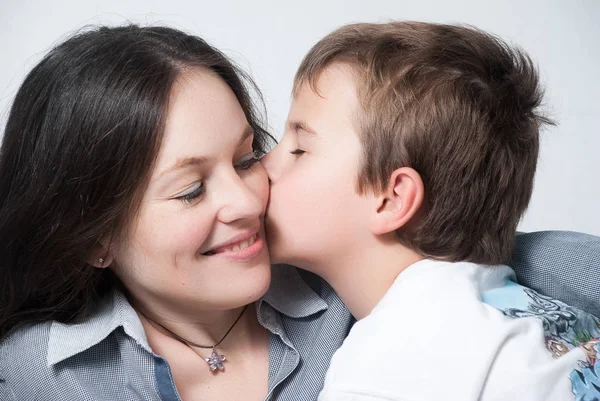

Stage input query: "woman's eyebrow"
[
  {"left": 287, "top": 120, "right": 319, "bottom": 137},
  {"left": 157, "top": 126, "right": 254, "bottom": 181},
  {"left": 158, "top": 156, "right": 209, "bottom": 180},
  {"left": 238, "top": 125, "right": 254, "bottom": 145}
]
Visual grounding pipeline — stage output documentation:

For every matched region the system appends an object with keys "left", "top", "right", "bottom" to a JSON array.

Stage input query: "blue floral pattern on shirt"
[{"left": 482, "top": 280, "right": 600, "bottom": 401}]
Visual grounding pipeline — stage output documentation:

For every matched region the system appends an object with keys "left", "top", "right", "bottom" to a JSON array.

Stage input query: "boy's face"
[{"left": 262, "top": 64, "right": 373, "bottom": 272}]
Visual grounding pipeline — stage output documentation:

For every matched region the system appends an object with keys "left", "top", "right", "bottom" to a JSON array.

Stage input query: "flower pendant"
[{"left": 204, "top": 347, "right": 226, "bottom": 372}]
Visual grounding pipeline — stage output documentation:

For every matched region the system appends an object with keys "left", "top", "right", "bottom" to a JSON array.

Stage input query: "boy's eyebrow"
[{"left": 287, "top": 120, "right": 319, "bottom": 136}]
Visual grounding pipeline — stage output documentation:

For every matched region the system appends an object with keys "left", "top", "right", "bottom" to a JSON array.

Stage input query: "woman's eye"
[
  {"left": 290, "top": 148, "right": 305, "bottom": 156},
  {"left": 176, "top": 181, "right": 205, "bottom": 204},
  {"left": 235, "top": 150, "right": 262, "bottom": 170}
]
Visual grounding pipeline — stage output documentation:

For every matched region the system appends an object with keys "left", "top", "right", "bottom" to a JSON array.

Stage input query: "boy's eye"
[
  {"left": 235, "top": 150, "right": 262, "bottom": 170},
  {"left": 290, "top": 149, "right": 305, "bottom": 156},
  {"left": 176, "top": 181, "right": 205, "bottom": 204}
]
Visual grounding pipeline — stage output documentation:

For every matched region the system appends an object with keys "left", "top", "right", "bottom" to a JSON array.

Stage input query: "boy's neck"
[{"left": 318, "top": 241, "right": 424, "bottom": 320}]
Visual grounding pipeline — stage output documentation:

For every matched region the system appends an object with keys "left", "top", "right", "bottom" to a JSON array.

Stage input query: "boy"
[{"left": 262, "top": 22, "right": 600, "bottom": 400}]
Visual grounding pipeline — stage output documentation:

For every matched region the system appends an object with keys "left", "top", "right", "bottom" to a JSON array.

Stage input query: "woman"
[{"left": 0, "top": 25, "right": 353, "bottom": 400}]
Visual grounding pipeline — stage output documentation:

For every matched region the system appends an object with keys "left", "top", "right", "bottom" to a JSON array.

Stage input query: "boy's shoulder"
[
  {"left": 322, "top": 260, "right": 504, "bottom": 393},
  {"left": 321, "top": 259, "right": 585, "bottom": 400},
  {"left": 371, "top": 259, "right": 512, "bottom": 314},
  {"left": 324, "top": 260, "right": 512, "bottom": 372}
]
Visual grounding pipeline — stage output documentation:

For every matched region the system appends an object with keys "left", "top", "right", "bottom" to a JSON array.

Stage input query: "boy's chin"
[
  {"left": 264, "top": 226, "right": 321, "bottom": 272},
  {"left": 268, "top": 245, "right": 301, "bottom": 268},
  {"left": 269, "top": 251, "right": 321, "bottom": 276},
  {"left": 264, "top": 224, "right": 293, "bottom": 265},
  {"left": 266, "top": 245, "right": 290, "bottom": 266}
]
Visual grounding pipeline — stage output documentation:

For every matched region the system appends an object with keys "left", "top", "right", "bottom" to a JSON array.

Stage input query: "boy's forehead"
[
  {"left": 300, "top": 63, "right": 358, "bottom": 99},
  {"left": 291, "top": 64, "right": 359, "bottom": 113},
  {"left": 287, "top": 63, "right": 361, "bottom": 139}
]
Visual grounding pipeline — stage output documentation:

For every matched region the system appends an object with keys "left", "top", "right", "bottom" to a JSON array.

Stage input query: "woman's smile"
[{"left": 202, "top": 231, "right": 265, "bottom": 262}]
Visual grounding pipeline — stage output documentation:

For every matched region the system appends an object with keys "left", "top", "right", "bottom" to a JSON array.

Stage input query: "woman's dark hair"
[{"left": 0, "top": 25, "right": 273, "bottom": 338}]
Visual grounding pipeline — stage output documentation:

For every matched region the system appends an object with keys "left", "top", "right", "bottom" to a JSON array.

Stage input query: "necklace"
[{"left": 142, "top": 305, "right": 248, "bottom": 373}]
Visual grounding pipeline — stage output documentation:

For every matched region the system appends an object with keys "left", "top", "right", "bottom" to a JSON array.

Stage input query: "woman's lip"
[
  {"left": 202, "top": 230, "right": 259, "bottom": 254},
  {"left": 204, "top": 234, "right": 265, "bottom": 262}
]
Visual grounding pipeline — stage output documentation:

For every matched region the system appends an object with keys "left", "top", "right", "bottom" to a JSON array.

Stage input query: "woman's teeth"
[
  {"left": 227, "top": 234, "right": 257, "bottom": 252},
  {"left": 204, "top": 234, "right": 258, "bottom": 255}
]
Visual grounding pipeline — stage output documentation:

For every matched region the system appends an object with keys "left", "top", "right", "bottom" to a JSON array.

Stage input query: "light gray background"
[{"left": 1, "top": 0, "right": 598, "bottom": 235}]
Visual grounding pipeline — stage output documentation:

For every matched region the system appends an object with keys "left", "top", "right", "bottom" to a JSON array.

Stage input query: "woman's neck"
[
  {"left": 132, "top": 294, "right": 262, "bottom": 353},
  {"left": 137, "top": 301, "right": 270, "bottom": 399}
]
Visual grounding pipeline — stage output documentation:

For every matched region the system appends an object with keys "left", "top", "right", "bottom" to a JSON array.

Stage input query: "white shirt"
[{"left": 318, "top": 259, "right": 587, "bottom": 401}]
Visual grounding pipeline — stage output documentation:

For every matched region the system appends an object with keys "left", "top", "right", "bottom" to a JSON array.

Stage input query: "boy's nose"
[{"left": 260, "top": 146, "right": 281, "bottom": 182}]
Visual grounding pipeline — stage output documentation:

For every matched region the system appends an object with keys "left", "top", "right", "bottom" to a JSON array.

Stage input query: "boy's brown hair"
[{"left": 294, "top": 21, "right": 552, "bottom": 265}]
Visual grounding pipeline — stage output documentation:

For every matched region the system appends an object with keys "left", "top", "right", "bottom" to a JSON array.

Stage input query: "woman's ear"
[
  {"left": 370, "top": 167, "right": 424, "bottom": 235},
  {"left": 87, "top": 242, "right": 114, "bottom": 269}
]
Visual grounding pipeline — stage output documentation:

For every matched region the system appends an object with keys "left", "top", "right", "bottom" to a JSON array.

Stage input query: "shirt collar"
[
  {"left": 47, "top": 264, "right": 327, "bottom": 366},
  {"left": 260, "top": 264, "right": 328, "bottom": 318},
  {"left": 47, "top": 290, "right": 151, "bottom": 366}
]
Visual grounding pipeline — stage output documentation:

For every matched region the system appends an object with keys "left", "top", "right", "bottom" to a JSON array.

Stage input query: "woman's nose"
[{"left": 217, "top": 173, "right": 265, "bottom": 224}]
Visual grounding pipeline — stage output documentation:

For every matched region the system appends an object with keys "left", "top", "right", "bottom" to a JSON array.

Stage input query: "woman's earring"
[{"left": 98, "top": 258, "right": 105, "bottom": 265}]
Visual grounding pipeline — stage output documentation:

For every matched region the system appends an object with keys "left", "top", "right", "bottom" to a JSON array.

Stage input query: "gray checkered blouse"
[{"left": 0, "top": 265, "right": 354, "bottom": 401}]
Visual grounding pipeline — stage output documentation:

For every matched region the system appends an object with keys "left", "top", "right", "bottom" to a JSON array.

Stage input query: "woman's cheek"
[
  {"left": 151, "top": 209, "right": 213, "bottom": 253},
  {"left": 184, "top": 215, "right": 215, "bottom": 250}
]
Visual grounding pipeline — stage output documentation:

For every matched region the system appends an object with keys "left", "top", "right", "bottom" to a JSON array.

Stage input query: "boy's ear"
[
  {"left": 87, "top": 241, "right": 114, "bottom": 269},
  {"left": 370, "top": 167, "right": 424, "bottom": 235}
]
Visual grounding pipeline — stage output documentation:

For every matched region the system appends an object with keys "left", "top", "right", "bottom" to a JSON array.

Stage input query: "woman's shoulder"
[
  {"left": 269, "top": 264, "right": 333, "bottom": 296},
  {"left": 0, "top": 305, "right": 153, "bottom": 401},
  {"left": 265, "top": 264, "right": 347, "bottom": 312},
  {"left": 1, "top": 320, "right": 53, "bottom": 365},
  {"left": 0, "top": 321, "right": 54, "bottom": 397},
  {"left": 0, "top": 291, "right": 140, "bottom": 396}
]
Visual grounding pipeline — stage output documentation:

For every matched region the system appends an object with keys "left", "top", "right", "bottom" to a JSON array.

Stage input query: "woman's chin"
[{"left": 227, "top": 259, "right": 273, "bottom": 307}]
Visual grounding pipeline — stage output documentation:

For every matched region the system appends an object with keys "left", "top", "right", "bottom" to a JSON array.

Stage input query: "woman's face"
[{"left": 110, "top": 69, "right": 271, "bottom": 315}]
